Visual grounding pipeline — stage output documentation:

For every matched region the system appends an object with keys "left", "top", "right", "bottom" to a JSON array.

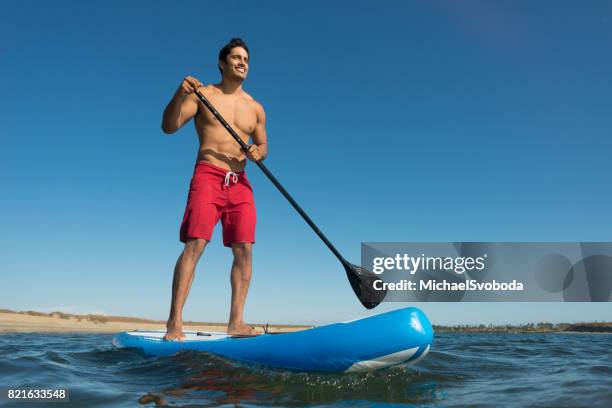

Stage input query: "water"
[{"left": 1, "top": 332, "right": 610, "bottom": 407}]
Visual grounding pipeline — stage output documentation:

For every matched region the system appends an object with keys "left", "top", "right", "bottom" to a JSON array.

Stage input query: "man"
[{"left": 161, "top": 38, "right": 268, "bottom": 340}]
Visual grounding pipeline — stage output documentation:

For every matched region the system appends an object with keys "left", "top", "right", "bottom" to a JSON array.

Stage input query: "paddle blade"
[{"left": 344, "top": 263, "right": 388, "bottom": 309}]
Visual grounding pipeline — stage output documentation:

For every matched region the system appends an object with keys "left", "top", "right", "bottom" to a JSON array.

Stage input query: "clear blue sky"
[{"left": 1, "top": 1, "right": 610, "bottom": 325}]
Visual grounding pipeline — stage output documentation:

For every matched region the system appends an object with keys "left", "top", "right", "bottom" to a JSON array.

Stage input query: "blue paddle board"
[{"left": 112, "top": 307, "right": 433, "bottom": 372}]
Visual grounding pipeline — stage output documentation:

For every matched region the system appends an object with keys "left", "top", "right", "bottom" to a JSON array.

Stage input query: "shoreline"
[
  {"left": 0, "top": 309, "right": 311, "bottom": 334},
  {"left": 1, "top": 309, "right": 610, "bottom": 334},
  {"left": 435, "top": 322, "right": 612, "bottom": 334}
]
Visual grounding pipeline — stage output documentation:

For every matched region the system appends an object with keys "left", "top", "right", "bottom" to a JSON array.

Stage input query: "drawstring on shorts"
[{"left": 224, "top": 171, "right": 239, "bottom": 188}]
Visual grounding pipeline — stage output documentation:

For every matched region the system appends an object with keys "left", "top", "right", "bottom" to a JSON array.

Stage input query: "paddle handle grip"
[{"left": 194, "top": 90, "right": 346, "bottom": 264}]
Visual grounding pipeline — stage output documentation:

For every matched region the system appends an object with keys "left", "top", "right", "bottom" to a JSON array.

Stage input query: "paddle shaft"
[{"left": 194, "top": 90, "right": 347, "bottom": 265}]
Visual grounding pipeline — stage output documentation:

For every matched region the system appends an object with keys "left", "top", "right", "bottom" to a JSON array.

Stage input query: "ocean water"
[{"left": 0, "top": 332, "right": 610, "bottom": 407}]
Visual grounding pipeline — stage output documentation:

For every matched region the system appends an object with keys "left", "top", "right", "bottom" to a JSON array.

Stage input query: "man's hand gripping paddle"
[{"left": 194, "top": 89, "right": 387, "bottom": 309}]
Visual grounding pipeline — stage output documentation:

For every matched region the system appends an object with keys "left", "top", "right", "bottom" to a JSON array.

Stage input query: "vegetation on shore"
[{"left": 434, "top": 322, "right": 612, "bottom": 333}]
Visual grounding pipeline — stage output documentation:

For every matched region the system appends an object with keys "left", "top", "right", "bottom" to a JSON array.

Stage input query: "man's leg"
[
  {"left": 164, "top": 238, "right": 208, "bottom": 340},
  {"left": 227, "top": 242, "right": 256, "bottom": 335}
]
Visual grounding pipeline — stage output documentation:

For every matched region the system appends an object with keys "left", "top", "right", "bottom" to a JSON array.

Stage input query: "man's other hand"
[
  {"left": 246, "top": 145, "right": 262, "bottom": 161},
  {"left": 176, "top": 76, "right": 203, "bottom": 98}
]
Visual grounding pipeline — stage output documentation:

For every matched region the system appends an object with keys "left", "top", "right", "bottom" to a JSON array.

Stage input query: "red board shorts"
[{"left": 180, "top": 161, "right": 256, "bottom": 247}]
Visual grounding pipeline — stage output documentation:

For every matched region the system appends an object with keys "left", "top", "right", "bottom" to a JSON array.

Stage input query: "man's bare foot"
[
  {"left": 163, "top": 330, "right": 185, "bottom": 341},
  {"left": 227, "top": 323, "right": 262, "bottom": 336},
  {"left": 163, "top": 322, "right": 185, "bottom": 341}
]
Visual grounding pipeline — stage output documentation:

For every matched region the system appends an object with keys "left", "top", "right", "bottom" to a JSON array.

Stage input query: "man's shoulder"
[
  {"left": 240, "top": 90, "right": 256, "bottom": 103},
  {"left": 241, "top": 92, "right": 264, "bottom": 112},
  {"left": 198, "top": 84, "right": 217, "bottom": 95},
  {"left": 184, "top": 84, "right": 215, "bottom": 105}
]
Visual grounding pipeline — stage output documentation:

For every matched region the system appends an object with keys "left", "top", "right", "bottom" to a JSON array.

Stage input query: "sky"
[{"left": 1, "top": 1, "right": 611, "bottom": 326}]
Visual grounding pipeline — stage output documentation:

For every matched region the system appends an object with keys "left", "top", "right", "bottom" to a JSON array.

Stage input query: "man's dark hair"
[{"left": 218, "top": 38, "right": 249, "bottom": 74}]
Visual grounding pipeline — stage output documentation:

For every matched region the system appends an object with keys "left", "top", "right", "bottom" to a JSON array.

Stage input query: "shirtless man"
[{"left": 161, "top": 38, "right": 268, "bottom": 340}]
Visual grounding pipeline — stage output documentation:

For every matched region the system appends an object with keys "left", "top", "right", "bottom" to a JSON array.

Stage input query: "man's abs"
[{"left": 194, "top": 122, "right": 249, "bottom": 172}]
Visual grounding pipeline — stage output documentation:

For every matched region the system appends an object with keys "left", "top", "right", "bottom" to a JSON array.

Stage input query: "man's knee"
[
  {"left": 183, "top": 238, "right": 208, "bottom": 260},
  {"left": 231, "top": 243, "right": 252, "bottom": 264}
]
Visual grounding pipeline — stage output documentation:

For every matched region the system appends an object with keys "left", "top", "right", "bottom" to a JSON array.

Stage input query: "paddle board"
[{"left": 112, "top": 307, "right": 433, "bottom": 372}]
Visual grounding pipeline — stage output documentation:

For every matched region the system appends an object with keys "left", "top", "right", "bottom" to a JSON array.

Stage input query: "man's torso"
[{"left": 193, "top": 85, "right": 258, "bottom": 172}]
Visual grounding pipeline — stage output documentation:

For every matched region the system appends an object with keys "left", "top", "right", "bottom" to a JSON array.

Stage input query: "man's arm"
[
  {"left": 246, "top": 102, "right": 268, "bottom": 161},
  {"left": 161, "top": 76, "right": 201, "bottom": 134}
]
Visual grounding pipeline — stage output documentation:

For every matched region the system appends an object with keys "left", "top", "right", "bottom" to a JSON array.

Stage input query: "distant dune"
[{"left": 0, "top": 309, "right": 311, "bottom": 333}]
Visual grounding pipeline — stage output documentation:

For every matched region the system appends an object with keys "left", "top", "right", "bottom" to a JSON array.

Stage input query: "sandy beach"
[{"left": 0, "top": 309, "right": 310, "bottom": 333}]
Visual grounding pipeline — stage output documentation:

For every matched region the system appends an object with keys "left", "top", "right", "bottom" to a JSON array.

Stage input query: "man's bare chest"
[{"left": 196, "top": 94, "right": 257, "bottom": 135}]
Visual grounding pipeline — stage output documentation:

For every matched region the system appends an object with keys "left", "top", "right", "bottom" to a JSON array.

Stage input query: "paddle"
[{"left": 194, "top": 89, "right": 387, "bottom": 309}]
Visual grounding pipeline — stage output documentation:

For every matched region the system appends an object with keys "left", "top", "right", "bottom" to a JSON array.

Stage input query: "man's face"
[{"left": 221, "top": 47, "right": 249, "bottom": 80}]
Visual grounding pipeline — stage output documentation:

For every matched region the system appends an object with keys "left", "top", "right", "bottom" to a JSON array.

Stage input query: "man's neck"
[{"left": 217, "top": 77, "right": 243, "bottom": 94}]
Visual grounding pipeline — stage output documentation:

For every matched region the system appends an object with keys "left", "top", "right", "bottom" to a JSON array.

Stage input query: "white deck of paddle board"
[{"left": 125, "top": 331, "right": 230, "bottom": 341}]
